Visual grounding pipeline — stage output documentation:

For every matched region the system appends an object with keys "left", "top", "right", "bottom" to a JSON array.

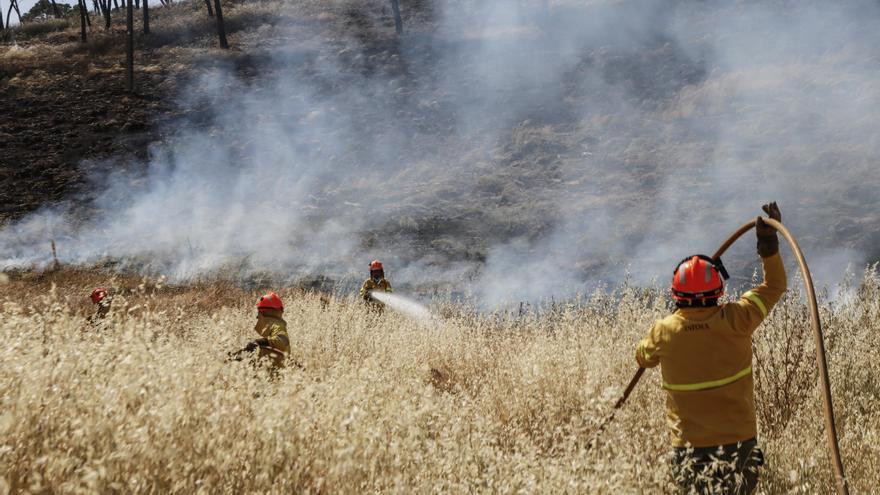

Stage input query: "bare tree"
[
  {"left": 78, "top": 0, "right": 87, "bottom": 40},
  {"left": 142, "top": 0, "right": 148, "bottom": 33},
  {"left": 101, "top": 0, "right": 110, "bottom": 29},
  {"left": 0, "top": 0, "right": 5, "bottom": 30},
  {"left": 213, "top": 0, "right": 228, "bottom": 49},
  {"left": 204, "top": 0, "right": 213, "bottom": 17},
  {"left": 390, "top": 0, "right": 402, "bottom": 34},
  {"left": 126, "top": 0, "right": 134, "bottom": 91},
  {"left": 6, "top": 0, "right": 22, "bottom": 29},
  {"left": 50, "top": 0, "right": 60, "bottom": 17}
]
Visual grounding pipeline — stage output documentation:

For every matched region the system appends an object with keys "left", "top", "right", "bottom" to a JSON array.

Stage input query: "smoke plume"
[{"left": 2, "top": 0, "right": 879, "bottom": 307}]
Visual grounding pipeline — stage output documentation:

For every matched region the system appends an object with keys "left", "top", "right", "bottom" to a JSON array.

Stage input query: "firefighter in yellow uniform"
[
  {"left": 636, "top": 202, "right": 786, "bottom": 495},
  {"left": 230, "top": 292, "right": 290, "bottom": 371},
  {"left": 360, "top": 260, "right": 393, "bottom": 306},
  {"left": 88, "top": 287, "right": 113, "bottom": 327}
]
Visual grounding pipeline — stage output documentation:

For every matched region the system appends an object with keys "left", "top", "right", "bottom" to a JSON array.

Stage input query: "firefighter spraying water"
[
  {"left": 359, "top": 259, "right": 439, "bottom": 326},
  {"left": 360, "top": 260, "right": 393, "bottom": 311}
]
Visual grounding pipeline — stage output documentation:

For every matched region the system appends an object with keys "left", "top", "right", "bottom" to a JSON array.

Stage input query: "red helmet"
[
  {"left": 671, "top": 255, "right": 725, "bottom": 301},
  {"left": 90, "top": 288, "right": 108, "bottom": 304},
  {"left": 257, "top": 292, "right": 283, "bottom": 312},
  {"left": 369, "top": 260, "right": 384, "bottom": 271}
]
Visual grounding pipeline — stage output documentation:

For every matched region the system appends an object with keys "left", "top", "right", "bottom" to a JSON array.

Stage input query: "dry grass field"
[{"left": 1, "top": 265, "right": 878, "bottom": 493}]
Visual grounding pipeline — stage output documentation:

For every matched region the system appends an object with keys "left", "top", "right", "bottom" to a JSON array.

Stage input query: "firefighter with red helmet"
[
  {"left": 230, "top": 292, "right": 290, "bottom": 369},
  {"left": 635, "top": 202, "right": 786, "bottom": 494},
  {"left": 89, "top": 287, "right": 112, "bottom": 324},
  {"left": 360, "top": 260, "right": 393, "bottom": 303}
]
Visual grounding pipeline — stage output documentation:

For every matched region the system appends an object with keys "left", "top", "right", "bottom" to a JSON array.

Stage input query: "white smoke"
[{"left": 2, "top": 0, "right": 879, "bottom": 307}]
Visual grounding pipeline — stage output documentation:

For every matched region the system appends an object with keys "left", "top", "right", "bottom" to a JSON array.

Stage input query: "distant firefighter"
[
  {"left": 89, "top": 287, "right": 112, "bottom": 324},
  {"left": 360, "top": 260, "right": 393, "bottom": 305},
  {"left": 230, "top": 292, "right": 290, "bottom": 370}
]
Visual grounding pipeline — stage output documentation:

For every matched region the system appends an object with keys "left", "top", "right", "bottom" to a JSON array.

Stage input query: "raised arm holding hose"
[{"left": 635, "top": 202, "right": 786, "bottom": 495}]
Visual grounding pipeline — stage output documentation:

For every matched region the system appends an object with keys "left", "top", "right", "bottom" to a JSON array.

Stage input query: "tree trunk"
[
  {"left": 126, "top": 0, "right": 134, "bottom": 92},
  {"left": 102, "top": 0, "right": 110, "bottom": 29},
  {"left": 8, "top": 0, "right": 22, "bottom": 28},
  {"left": 6, "top": 2, "right": 15, "bottom": 29},
  {"left": 112, "top": 0, "right": 118, "bottom": 12},
  {"left": 135, "top": 0, "right": 139, "bottom": 8},
  {"left": 390, "top": 0, "right": 402, "bottom": 35},
  {"left": 204, "top": 0, "right": 213, "bottom": 17},
  {"left": 51, "top": 0, "right": 60, "bottom": 18},
  {"left": 79, "top": 0, "right": 87, "bottom": 41},
  {"left": 142, "top": 0, "right": 148, "bottom": 33},
  {"left": 0, "top": 0, "right": 5, "bottom": 31},
  {"left": 213, "top": 0, "right": 228, "bottom": 49},
  {"left": 84, "top": 1, "right": 91, "bottom": 26}
]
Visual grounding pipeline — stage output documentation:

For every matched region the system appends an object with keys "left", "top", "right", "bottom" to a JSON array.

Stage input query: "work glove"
[
  {"left": 242, "top": 338, "right": 270, "bottom": 353},
  {"left": 227, "top": 349, "right": 245, "bottom": 362},
  {"left": 756, "top": 201, "right": 781, "bottom": 257}
]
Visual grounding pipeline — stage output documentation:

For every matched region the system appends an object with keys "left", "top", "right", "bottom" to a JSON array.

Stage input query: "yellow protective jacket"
[
  {"left": 254, "top": 313, "right": 290, "bottom": 368},
  {"left": 89, "top": 301, "right": 111, "bottom": 325},
  {"left": 636, "top": 253, "right": 787, "bottom": 448},
  {"left": 360, "top": 278, "right": 393, "bottom": 300}
]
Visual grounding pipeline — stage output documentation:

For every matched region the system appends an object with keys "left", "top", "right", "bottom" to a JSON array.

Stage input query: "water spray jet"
[{"left": 369, "top": 292, "right": 440, "bottom": 327}]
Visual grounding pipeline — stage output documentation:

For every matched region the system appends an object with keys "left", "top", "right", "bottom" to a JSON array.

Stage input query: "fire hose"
[{"left": 594, "top": 217, "right": 848, "bottom": 494}]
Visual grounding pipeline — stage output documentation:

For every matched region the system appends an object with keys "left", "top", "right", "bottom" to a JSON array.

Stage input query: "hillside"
[
  {"left": 1, "top": 0, "right": 879, "bottom": 304},
  {"left": 0, "top": 0, "right": 325, "bottom": 223}
]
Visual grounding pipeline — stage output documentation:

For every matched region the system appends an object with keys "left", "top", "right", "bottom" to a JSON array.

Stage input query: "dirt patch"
[{"left": 0, "top": 31, "right": 180, "bottom": 224}]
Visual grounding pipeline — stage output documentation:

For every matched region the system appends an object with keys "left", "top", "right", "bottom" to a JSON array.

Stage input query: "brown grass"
[{"left": 0, "top": 266, "right": 877, "bottom": 493}]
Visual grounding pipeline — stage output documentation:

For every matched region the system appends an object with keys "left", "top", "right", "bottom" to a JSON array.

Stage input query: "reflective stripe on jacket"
[{"left": 635, "top": 253, "right": 787, "bottom": 447}]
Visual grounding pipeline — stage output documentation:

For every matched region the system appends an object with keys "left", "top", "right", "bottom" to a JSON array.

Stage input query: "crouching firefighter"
[
  {"left": 360, "top": 260, "right": 393, "bottom": 308},
  {"left": 89, "top": 287, "right": 113, "bottom": 326},
  {"left": 230, "top": 292, "right": 290, "bottom": 371},
  {"left": 635, "top": 202, "right": 787, "bottom": 495}
]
